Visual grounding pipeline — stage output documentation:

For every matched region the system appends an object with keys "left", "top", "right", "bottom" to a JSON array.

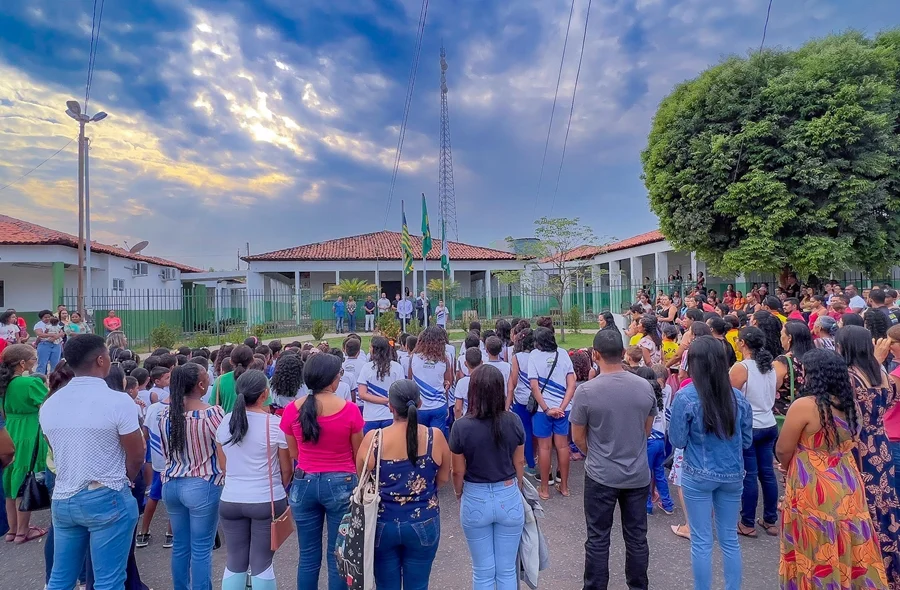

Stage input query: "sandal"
[
  {"left": 670, "top": 524, "right": 691, "bottom": 540},
  {"left": 538, "top": 489, "right": 551, "bottom": 501},
  {"left": 757, "top": 518, "right": 778, "bottom": 536},
  {"left": 554, "top": 483, "right": 570, "bottom": 497},
  {"left": 4, "top": 532, "right": 15, "bottom": 542},
  {"left": 737, "top": 522, "right": 757, "bottom": 538},
  {"left": 14, "top": 526, "right": 48, "bottom": 544}
]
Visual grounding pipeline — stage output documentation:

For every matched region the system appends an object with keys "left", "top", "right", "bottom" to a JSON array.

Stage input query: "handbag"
[
  {"left": 265, "top": 414, "right": 294, "bottom": 551},
  {"left": 526, "top": 351, "right": 559, "bottom": 415},
  {"left": 335, "top": 428, "right": 383, "bottom": 590},
  {"left": 17, "top": 431, "right": 51, "bottom": 512}
]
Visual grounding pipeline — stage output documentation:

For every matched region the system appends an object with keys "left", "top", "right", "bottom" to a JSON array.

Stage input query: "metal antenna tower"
[{"left": 438, "top": 45, "right": 458, "bottom": 241}]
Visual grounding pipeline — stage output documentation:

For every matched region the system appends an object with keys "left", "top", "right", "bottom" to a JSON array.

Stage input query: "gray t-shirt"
[{"left": 569, "top": 370, "right": 657, "bottom": 488}]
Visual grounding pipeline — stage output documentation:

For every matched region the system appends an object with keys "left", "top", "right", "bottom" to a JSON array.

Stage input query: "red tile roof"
[
  {"left": 244, "top": 231, "right": 519, "bottom": 262},
  {"left": 556, "top": 230, "right": 667, "bottom": 262},
  {"left": 0, "top": 214, "right": 201, "bottom": 273}
]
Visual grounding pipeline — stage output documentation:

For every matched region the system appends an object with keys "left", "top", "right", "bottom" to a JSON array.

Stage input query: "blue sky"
[{"left": 1, "top": 0, "right": 898, "bottom": 269}]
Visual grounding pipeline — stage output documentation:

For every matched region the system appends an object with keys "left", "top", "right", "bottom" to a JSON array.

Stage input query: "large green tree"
[{"left": 642, "top": 30, "right": 900, "bottom": 277}]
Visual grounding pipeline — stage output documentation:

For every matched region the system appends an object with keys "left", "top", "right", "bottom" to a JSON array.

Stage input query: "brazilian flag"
[{"left": 421, "top": 193, "right": 432, "bottom": 257}]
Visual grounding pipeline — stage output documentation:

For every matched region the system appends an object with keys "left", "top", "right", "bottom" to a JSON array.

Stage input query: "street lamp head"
[
  {"left": 65, "top": 109, "right": 80, "bottom": 120},
  {"left": 91, "top": 112, "right": 108, "bottom": 122},
  {"left": 66, "top": 100, "right": 81, "bottom": 115}
]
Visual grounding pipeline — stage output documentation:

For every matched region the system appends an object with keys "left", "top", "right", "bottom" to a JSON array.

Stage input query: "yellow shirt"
[
  {"left": 774, "top": 313, "right": 788, "bottom": 324},
  {"left": 629, "top": 333, "right": 642, "bottom": 346},
  {"left": 725, "top": 329, "right": 743, "bottom": 361},
  {"left": 662, "top": 340, "right": 679, "bottom": 363}
]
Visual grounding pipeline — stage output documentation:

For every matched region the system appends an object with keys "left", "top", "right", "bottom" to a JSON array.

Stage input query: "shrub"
[
  {"left": 191, "top": 332, "right": 212, "bottom": 348},
  {"left": 252, "top": 323, "right": 267, "bottom": 340},
  {"left": 311, "top": 320, "right": 326, "bottom": 341},
  {"left": 406, "top": 319, "right": 423, "bottom": 336},
  {"left": 149, "top": 324, "right": 179, "bottom": 349},
  {"left": 376, "top": 313, "right": 400, "bottom": 340},
  {"left": 566, "top": 306, "right": 582, "bottom": 335}
]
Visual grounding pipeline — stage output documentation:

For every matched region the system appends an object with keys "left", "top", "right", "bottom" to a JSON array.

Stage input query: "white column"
[
  {"left": 609, "top": 260, "right": 622, "bottom": 313},
  {"left": 630, "top": 255, "right": 644, "bottom": 300},
  {"left": 485, "top": 271, "right": 493, "bottom": 319},
  {"left": 412, "top": 269, "right": 418, "bottom": 299},
  {"left": 690, "top": 251, "right": 698, "bottom": 283},
  {"left": 591, "top": 265, "right": 602, "bottom": 314},
  {"left": 521, "top": 268, "right": 532, "bottom": 319},
  {"left": 449, "top": 268, "right": 456, "bottom": 323},
  {"left": 294, "top": 271, "right": 301, "bottom": 325},
  {"left": 375, "top": 266, "right": 380, "bottom": 292},
  {"left": 335, "top": 269, "right": 340, "bottom": 285},
  {"left": 654, "top": 251, "right": 669, "bottom": 292}
]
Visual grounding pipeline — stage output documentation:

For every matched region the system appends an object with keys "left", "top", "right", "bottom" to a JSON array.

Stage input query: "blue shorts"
[
  {"left": 149, "top": 471, "right": 162, "bottom": 501},
  {"left": 532, "top": 411, "right": 570, "bottom": 438},
  {"left": 364, "top": 419, "right": 393, "bottom": 434}
]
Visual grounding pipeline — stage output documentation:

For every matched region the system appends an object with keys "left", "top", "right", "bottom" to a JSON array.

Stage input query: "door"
[{"left": 381, "top": 281, "right": 402, "bottom": 302}]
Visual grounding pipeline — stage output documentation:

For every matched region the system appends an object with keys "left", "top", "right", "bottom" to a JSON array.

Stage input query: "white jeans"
[{"left": 365, "top": 314, "right": 375, "bottom": 331}]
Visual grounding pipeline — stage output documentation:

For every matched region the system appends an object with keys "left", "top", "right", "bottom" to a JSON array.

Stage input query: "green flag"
[
  {"left": 440, "top": 220, "right": 450, "bottom": 274},
  {"left": 421, "top": 193, "right": 432, "bottom": 257}
]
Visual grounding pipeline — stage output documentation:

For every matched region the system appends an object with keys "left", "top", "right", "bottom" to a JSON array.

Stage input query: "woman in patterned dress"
[
  {"left": 776, "top": 349, "right": 888, "bottom": 589},
  {"left": 837, "top": 326, "right": 900, "bottom": 588}
]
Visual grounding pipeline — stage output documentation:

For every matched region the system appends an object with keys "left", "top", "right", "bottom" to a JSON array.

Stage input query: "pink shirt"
[
  {"left": 887, "top": 368, "right": 900, "bottom": 442},
  {"left": 787, "top": 311, "right": 805, "bottom": 322},
  {"left": 279, "top": 399, "right": 363, "bottom": 473}
]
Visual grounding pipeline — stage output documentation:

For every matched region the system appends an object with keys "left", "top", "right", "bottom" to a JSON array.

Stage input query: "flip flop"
[
  {"left": 14, "top": 526, "right": 48, "bottom": 544},
  {"left": 554, "top": 483, "right": 570, "bottom": 497},
  {"left": 670, "top": 525, "right": 691, "bottom": 540},
  {"left": 538, "top": 490, "right": 551, "bottom": 501},
  {"left": 737, "top": 523, "right": 758, "bottom": 538},
  {"left": 4, "top": 532, "right": 15, "bottom": 542},
  {"left": 757, "top": 519, "right": 779, "bottom": 537}
]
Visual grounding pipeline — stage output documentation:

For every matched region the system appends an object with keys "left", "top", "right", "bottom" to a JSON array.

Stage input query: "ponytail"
[
  {"left": 225, "top": 369, "right": 268, "bottom": 445},
  {"left": 405, "top": 402, "right": 419, "bottom": 462},
  {"left": 227, "top": 392, "right": 249, "bottom": 445},
  {"left": 299, "top": 354, "right": 343, "bottom": 444},
  {"left": 300, "top": 395, "right": 320, "bottom": 444},
  {"left": 388, "top": 380, "right": 422, "bottom": 462},
  {"left": 168, "top": 363, "right": 203, "bottom": 455}
]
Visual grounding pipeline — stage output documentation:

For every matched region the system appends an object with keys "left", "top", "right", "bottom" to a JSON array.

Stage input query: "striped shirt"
[
  {"left": 527, "top": 349, "right": 575, "bottom": 412},
  {"left": 156, "top": 405, "right": 225, "bottom": 485},
  {"left": 410, "top": 353, "right": 449, "bottom": 411}
]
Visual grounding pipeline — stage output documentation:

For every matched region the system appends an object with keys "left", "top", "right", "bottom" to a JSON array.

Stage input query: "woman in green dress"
[{"left": 1, "top": 344, "right": 49, "bottom": 543}]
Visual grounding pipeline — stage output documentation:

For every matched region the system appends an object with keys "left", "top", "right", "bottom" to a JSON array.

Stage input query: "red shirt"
[
  {"left": 279, "top": 399, "right": 363, "bottom": 473},
  {"left": 787, "top": 311, "right": 805, "bottom": 322},
  {"left": 103, "top": 316, "right": 122, "bottom": 331}
]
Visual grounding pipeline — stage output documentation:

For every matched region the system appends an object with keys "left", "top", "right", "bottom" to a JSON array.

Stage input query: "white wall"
[{"left": 0, "top": 264, "right": 54, "bottom": 311}]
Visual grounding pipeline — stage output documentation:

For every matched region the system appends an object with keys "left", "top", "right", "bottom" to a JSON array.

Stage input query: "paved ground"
[{"left": 0, "top": 461, "right": 780, "bottom": 589}]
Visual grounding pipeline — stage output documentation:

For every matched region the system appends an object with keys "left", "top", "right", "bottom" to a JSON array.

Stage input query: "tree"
[
  {"left": 498, "top": 217, "right": 603, "bottom": 342},
  {"left": 324, "top": 279, "right": 378, "bottom": 300},
  {"left": 642, "top": 30, "right": 900, "bottom": 278},
  {"left": 426, "top": 278, "right": 460, "bottom": 301}
]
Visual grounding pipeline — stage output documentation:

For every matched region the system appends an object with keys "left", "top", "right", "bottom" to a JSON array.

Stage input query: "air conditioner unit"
[
  {"left": 160, "top": 267, "right": 178, "bottom": 281},
  {"left": 132, "top": 262, "right": 149, "bottom": 277}
]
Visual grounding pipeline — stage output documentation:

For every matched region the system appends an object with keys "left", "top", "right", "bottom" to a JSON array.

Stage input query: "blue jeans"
[
  {"left": 364, "top": 419, "right": 393, "bottom": 434},
  {"left": 163, "top": 477, "right": 222, "bottom": 590},
  {"left": 347, "top": 314, "right": 356, "bottom": 332},
  {"left": 290, "top": 472, "right": 358, "bottom": 590},
  {"left": 682, "top": 474, "right": 743, "bottom": 590},
  {"left": 417, "top": 407, "right": 449, "bottom": 437},
  {"left": 647, "top": 437, "right": 674, "bottom": 512},
  {"left": 374, "top": 517, "right": 440, "bottom": 590},
  {"left": 48, "top": 485, "right": 139, "bottom": 590},
  {"left": 460, "top": 481, "right": 524, "bottom": 590},
  {"left": 335, "top": 316, "right": 344, "bottom": 332},
  {"left": 36, "top": 341, "right": 62, "bottom": 375},
  {"left": 740, "top": 425, "right": 778, "bottom": 527},
  {"left": 511, "top": 402, "right": 535, "bottom": 468}
]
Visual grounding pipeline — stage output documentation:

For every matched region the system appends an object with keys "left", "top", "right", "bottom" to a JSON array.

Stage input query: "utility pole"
[{"left": 85, "top": 136, "right": 92, "bottom": 322}]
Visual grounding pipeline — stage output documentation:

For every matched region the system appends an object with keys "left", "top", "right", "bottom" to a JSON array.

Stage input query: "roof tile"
[{"left": 557, "top": 230, "right": 666, "bottom": 262}]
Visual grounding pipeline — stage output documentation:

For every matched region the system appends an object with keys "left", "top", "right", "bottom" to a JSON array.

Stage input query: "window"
[{"left": 113, "top": 279, "right": 125, "bottom": 292}]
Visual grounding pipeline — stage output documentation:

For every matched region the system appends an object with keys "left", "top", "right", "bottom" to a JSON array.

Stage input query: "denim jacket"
[{"left": 668, "top": 383, "right": 753, "bottom": 483}]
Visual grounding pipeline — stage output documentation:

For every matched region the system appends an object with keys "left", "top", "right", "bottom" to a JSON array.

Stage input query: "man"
[
  {"left": 376, "top": 292, "right": 391, "bottom": 317},
  {"left": 333, "top": 295, "right": 345, "bottom": 334},
  {"left": 40, "top": 334, "right": 144, "bottom": 589},
  {"left": 887, "top": 289, "right": 900, "bottom": 320},
  {"left": 435, "top": 299, "right": 448, "bottom": 329},
  {"left": 671, "top": 270, "right": 683, "bottom": 297},
  {"left": 570, "top": 330, "right": 656, "bottom": 590},
  {"left": 868, "top": 288, "right": 899, "bottom": 325},
  {"left": 762, "top": 295, "right": 787, "bottom": 323},
  {"left": 398, "top": 294, "right": 414, "bottom": 330},
  {"left": 363, "top": 295, "right": 377, "bottom": 332},
  {"left": 783, "top": 298, "right": 805, "bottom": 322},
  {"left": 415, "top": 291, "right": 429, "bottom": 326},
  {"left": 55, "top": 304, "right": 67, "bottom": 318},
  {"left": 392, "top": 294, "right": 402, "bottom": 320},
  {"left": 783, "top": 275, "right": 801, "bottom": 299},
  {"left": 845, "top": 285, "right": 867, "bottom": 313}
]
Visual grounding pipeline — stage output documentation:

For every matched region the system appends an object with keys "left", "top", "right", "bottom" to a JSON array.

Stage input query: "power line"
[
  {"left": 0, "top": 138, "right": 76, "bottom": 192},
  {"left": 84, "top": 0, "right": 106, "bottom": 111},
  {"left": 548, "top": 0, "right": 593, "bottom": 215},
  {"left": 533, "top": 0, "right": 577, "bottom": 218}
]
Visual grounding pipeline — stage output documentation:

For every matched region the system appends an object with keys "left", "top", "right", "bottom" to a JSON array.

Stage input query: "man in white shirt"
[
  {"left": 377, "top": 293, "right": 391, "bottom": 317},
  {"left": 435, "top": 299, "right": 448, "bottom": 329},
  {"left": 398, "top": 296, "right": 414, "bottom": 330},
  {"left": 845, "top": 284, "right": 868, "bottom": 313},
  {"left": 40, "top": 334, "right": 145, "bottom": 589}
]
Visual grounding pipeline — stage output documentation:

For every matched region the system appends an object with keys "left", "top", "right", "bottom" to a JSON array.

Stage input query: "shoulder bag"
[
  {"left": 266, "top": 414, "right": 294, "bottom": 551},
  {"left": 335, "top": 428, "right": 383, "bottom": 590},
  {"left": 526, "top": 351, "right": 559, "bottom": 415},
  {"left": 17, "top": 432, "right": 51, "bottom": 512}
]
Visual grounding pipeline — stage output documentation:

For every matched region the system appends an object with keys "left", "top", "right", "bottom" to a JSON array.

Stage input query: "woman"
[
  {"left": 773, "top": 320, "right": 814, "bottom": 421},
  {"left": 732, "top": 291, "right": 746, "bottom": 312},
  {"left": 864, "top": 308, "right": 890, "bottom": 342},
  {"left": 722, "top": 285, "right": 736, "bottom": 307},
  {"left": 64, "top": 312, "right": 88, "bottom": 337},
  {"left": 346, "top": 296, "right": 357, "bottom": 333},
  {"left": 776, "top": 349, "right": 889, "bottom": 588},
  {"left": 211, "top": 345, "right": 254, "bottom": 413},
  {"left": 638, "top": 315, "right": 662, "bottom": 366},
  {"left": 217, "top": 370, "right": 293, "bottom": 590},
  {"left": 799, "top": 287, "right": 815, "bottom": 313},
  {"left": 728, "top": 327, "right": 778, "bottom": 538},
  {"left": 744, "top": 292, "right": 761, "bottom": 314},
  {"left": 811, "top": 315, "right": 837, "bottom": 350},
  {"left": 837, "top": 326, "right": 900, "bottom": 587},
  {"left": 669, "top": 336, "right": 753, "bottom": 590},
  {"left": 0, "top": 344, "right": 48, "bottom": 543},
  {"left": 450, "top": 364, "right": 526, "bottom": 590},
  {"left": 270, "top": 353, "right": 305, "bottom": 409},
  {"left": 407, "top": 326, "right": 453, "bottom": 434},
  {"left": 357, "top": 336, "right": 405, "bottom": 434},
  {"left": 281, "top": 353, "right": 363, "bottom": 590},
  {"left": 840, "top": 313, "right": 865, "bottom": 328},
  {"left": 528, "top": 327, "right": 576, "bottom": 499},
  {"left": 506, "top": 327, "right": 537, "bottom": 477},
  {"left": 157, "top": 363, "right": 224, "bottom": 590},
  {"left": 358, "top": 380, "right": 451, "bottom": 590},
  {"left": 597, "top": 311, "right": 617, "bottom": 332},
  {"left": 106, "top": 330, "right": 128, "bottom": 351},
  {"left": 751, "top": 310, "right": 785, "bottom": 361},
  {"left": 656, "top": 294, "right": 677, "bottom": 329},
  {"left": 882, "top": 324, "right": 900, "bottom": 494},
  {"left": 33, "top": 310, "right": 63, "bottom": 375}
]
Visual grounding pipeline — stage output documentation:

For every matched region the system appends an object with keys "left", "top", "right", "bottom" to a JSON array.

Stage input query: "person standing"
[
  {"left": 40, "top": 334, "right": 145, "bottom": 589},
  {"left": 416, "top": 292, "right": 429, "bottom": 326},
  {"left": 435, "top": 299, "right": 449, "bottom": 330},
  {"left": 364, "top": 296, "right": 376, "bottom": 332},
  {"left": 332, "top": 296, "right": 345, "bottom": 335},
  {"left": 377, "top": 292, "right": 391, "bottom": 318},
  {"left": 408, "top": 327, "right": 454, "bottom": 434},
  {"left": 669, "top": 336, "right": 753, "bottom": 590},
  {"left": 570, "top": 330, "right": 657, "bottom": 590},
  {"left": 103, "top": 310, "right": 122, "bottom": 336},
  {"left": 346, "top": 297, "right": 357, "bottom": 333},
  {"left": 356, "top": 336, "right": 405, "bottom": 433},
  {"left": 34, "top": 310, "right": 64, "bottom": 375},
  {"left": 450, "top": 364, "right": 525, "bottom": 590},
  {"left": 399, "top": 295, "right": 414, "bottom": 330}
]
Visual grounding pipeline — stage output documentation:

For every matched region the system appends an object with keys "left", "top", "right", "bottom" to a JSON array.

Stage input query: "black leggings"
[{"left": 219, "top": 499, "right": 287, "bottom": 575}]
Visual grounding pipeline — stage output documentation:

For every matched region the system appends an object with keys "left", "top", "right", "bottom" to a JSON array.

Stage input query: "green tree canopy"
[{"left": 642, "top": 30, "right": 900, "bottom": 277}]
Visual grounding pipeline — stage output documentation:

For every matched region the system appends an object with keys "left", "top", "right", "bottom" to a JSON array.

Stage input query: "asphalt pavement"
[{"left": 0, "top": 461, "right": 780, "bottom": 589}]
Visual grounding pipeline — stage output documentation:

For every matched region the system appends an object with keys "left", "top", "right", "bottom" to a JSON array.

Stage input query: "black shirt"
[
  {"left": 364, "top": 301, "right": 376, "bottom": 313},
  {"left": 449, "top": 413, "right": 525, "bottom": 483}
]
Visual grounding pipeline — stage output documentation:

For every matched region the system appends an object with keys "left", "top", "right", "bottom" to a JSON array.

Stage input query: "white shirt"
[
  {"left": 527, "top": 349, "right": 575, "bottom": 412},
  {"left": 342, "top": 356, "right": 363, "bottom": 394},
  {"left": 486, "top": 359, "right": 511, "bottom": 394},
  {"left": 216, "top": 412, "right": 288, "bottom": 503},
  {"left": 0, "top": 324, "right": 18, "bottom": 343},
  {"left": 444, "top": 344, "right": 456, "bottom": 369},
  {"left": 410, "top": 353, "right": 448, "bottom": 411},
  {"left": 336, "top": 381, "right": 353, "bottom": 402},
  {"left": 512, "top": 351, "right": 532, "bottom": 405},
  {"left": 436, "top": 306, "right": 448, "bottom": 325},
  {"left": 457, "top": 355, "right": 470, "bottom": 377},
  {"left": 377, "top": 298, "right": 391, "bottom": 313},
  {"left": 455, "top": 376, "right": 471, "bottom": 415},
  {"left": 397, "top": 350, "right": 411, "bottom": 375},
  {"left": 740, "top": 360, "right": 777, "bottom": 428},
  {"left": 149, "top": 386, "right": 170, "bottom": 403},
  {"left": 398, "top": 299, "right": 414, "bottom": 319},
  {"left": 357, "top": 360, "right": 404, "bottom": 421},
  {"left": 40, "top": 377, "right": 141, "bottom": 499},
  {"left": 137, "top": 389, "right": 153, "bottom": 409},
  {"left": 144, "top": 401, "right": 170, "bottom": 472}
]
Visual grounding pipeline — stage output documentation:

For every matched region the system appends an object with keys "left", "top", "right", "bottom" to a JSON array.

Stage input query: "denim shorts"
[
  {"left": 532, "top": 411, "right": 570, "bottom": 438},
  {"left": 149, "top": 471, "right": 162, "bottom": 501}
]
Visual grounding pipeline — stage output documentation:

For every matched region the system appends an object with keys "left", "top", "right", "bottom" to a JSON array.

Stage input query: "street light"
[{"left": 65, "top": 100, "right": 108, "bottom": 322}]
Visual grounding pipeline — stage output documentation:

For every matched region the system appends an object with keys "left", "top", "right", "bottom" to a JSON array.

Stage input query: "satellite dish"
[{"left": 129, "top": 240, "right": 150, "bottom": 254}]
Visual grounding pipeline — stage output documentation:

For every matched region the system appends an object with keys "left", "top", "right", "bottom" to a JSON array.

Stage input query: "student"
[
  {"left": 661, "top": 325, "right": 680, "bottom": 365},
  {"left": 139, "top": 367, "right": 174, "bottom": 550},
  {"left": 456, "top": 333, "right": 481, "bottom": 380},
  {"left": 484, "top": 336, "right": 511, "bottom": 394},
  {"left": 211, "top": 345, "right": 255, "bottom": 413},
  {"left": 625, "top": 346, "right": 643, "bottom": 368},
  {"left": 454, "top": 348, "right": 482, "bottom": 419},
  {"left": 435, "top": 299, "right": 449, "bottom": 329},
  {"left": 408, "top": 327, "right": 454, "bottom": 435},
  {"left": 270, "top": 353, "right": 305, "bottom": 409},
  {"left": 635, "top": 366, "right": 674, "bottom": 515},
  {"left": 148, "top": 366, "right": 171, "bottom": 404},
  {"left": 356, "top": 336, "right": 405, "bottom": 434},
  {"left": 397, "top": 334, "right": 413, "bottom": 375},
  {"left": 506, "top": 327, "right": 537, "bottom": 477},
  {"left": 341, "top": 337, "right": 364, "bottom": 404}
]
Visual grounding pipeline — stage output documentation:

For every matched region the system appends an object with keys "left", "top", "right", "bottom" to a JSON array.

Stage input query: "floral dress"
[
  {"left": 849, "top": 368, "right": 900, "bottom": 589},
  {"left": 377, "top": 428, "right": 440, "bottom": 524},
  {"left": 780, "top": 416, "right": 888, "bottom": 589}
]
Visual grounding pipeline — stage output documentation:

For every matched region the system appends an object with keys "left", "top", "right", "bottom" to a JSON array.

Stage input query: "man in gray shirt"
[{"left": 570, "top": 329, "right": 656, "bottom": 590}]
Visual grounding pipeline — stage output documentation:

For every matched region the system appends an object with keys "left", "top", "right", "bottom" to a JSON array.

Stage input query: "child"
[
  {"left": 454, "top": 348, "right": 482, "bottom": 419},
  {"left": 148, "top": 366, "right": 171, "bottom": 404},
  {"left": 724, "top": 315, "right": 742, "bottom": 361},
  {"left": 138, "top": 385, "right": 173, "bottom": 549},
  {"left": 456, "top": 333, "right": 481, "bottom": 380},
  {"left": 625, "top": 345, "right": 643, "bottom": 368},
  {"left": 342, "top": 337, "right": 363, "bottom": 405},
  {"left": 635, "top": 366, "right": 674, "bottom": 515},
  {"left": 661, "top": 325, "right": 680, "bottom": 365},
  {"left": 125, "top": 375, "right": 146, "bottom": 421},
  {"left": 484, "top": 336, "right": 511, "bottom": 394}
]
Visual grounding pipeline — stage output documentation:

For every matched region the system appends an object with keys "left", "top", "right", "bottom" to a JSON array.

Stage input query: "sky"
[{"left": 1, "top": 0, "right": 898, "bottom": 270}]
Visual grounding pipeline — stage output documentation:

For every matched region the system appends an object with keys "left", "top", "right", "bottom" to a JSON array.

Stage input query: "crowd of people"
[
  {"left": 0, "top": 274, "right": 898, "bottom": 590},
  {"left": 336, "top": 292, "right": 450, "bottom": 333}
]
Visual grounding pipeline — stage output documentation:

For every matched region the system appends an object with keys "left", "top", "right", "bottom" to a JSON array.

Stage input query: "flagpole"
[
  {"left": 423, "top": 250, "right": 428, "bottom": 329},
  {"left": 401, "top": 200, "right": 406, "bottom": 332}
]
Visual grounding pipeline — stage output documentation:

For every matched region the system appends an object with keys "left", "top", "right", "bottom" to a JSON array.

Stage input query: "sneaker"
[
  {"left": 524, "top": 467, "right": 538, "bottom": 477},
  {"left": 657, "top": 501, "right": 675, "bottom": 516},
  {"left": 556, "top": 470, "right": 562, "bottom": 483},
  {"left": 534, "top": 471, "right": 556, "bottom": 485},
  {"left": 135, "top": 533, "right": 150, "bottom": 548},
  {"left": 163, "top": 533, "right": 174, "bottom": 549}
]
